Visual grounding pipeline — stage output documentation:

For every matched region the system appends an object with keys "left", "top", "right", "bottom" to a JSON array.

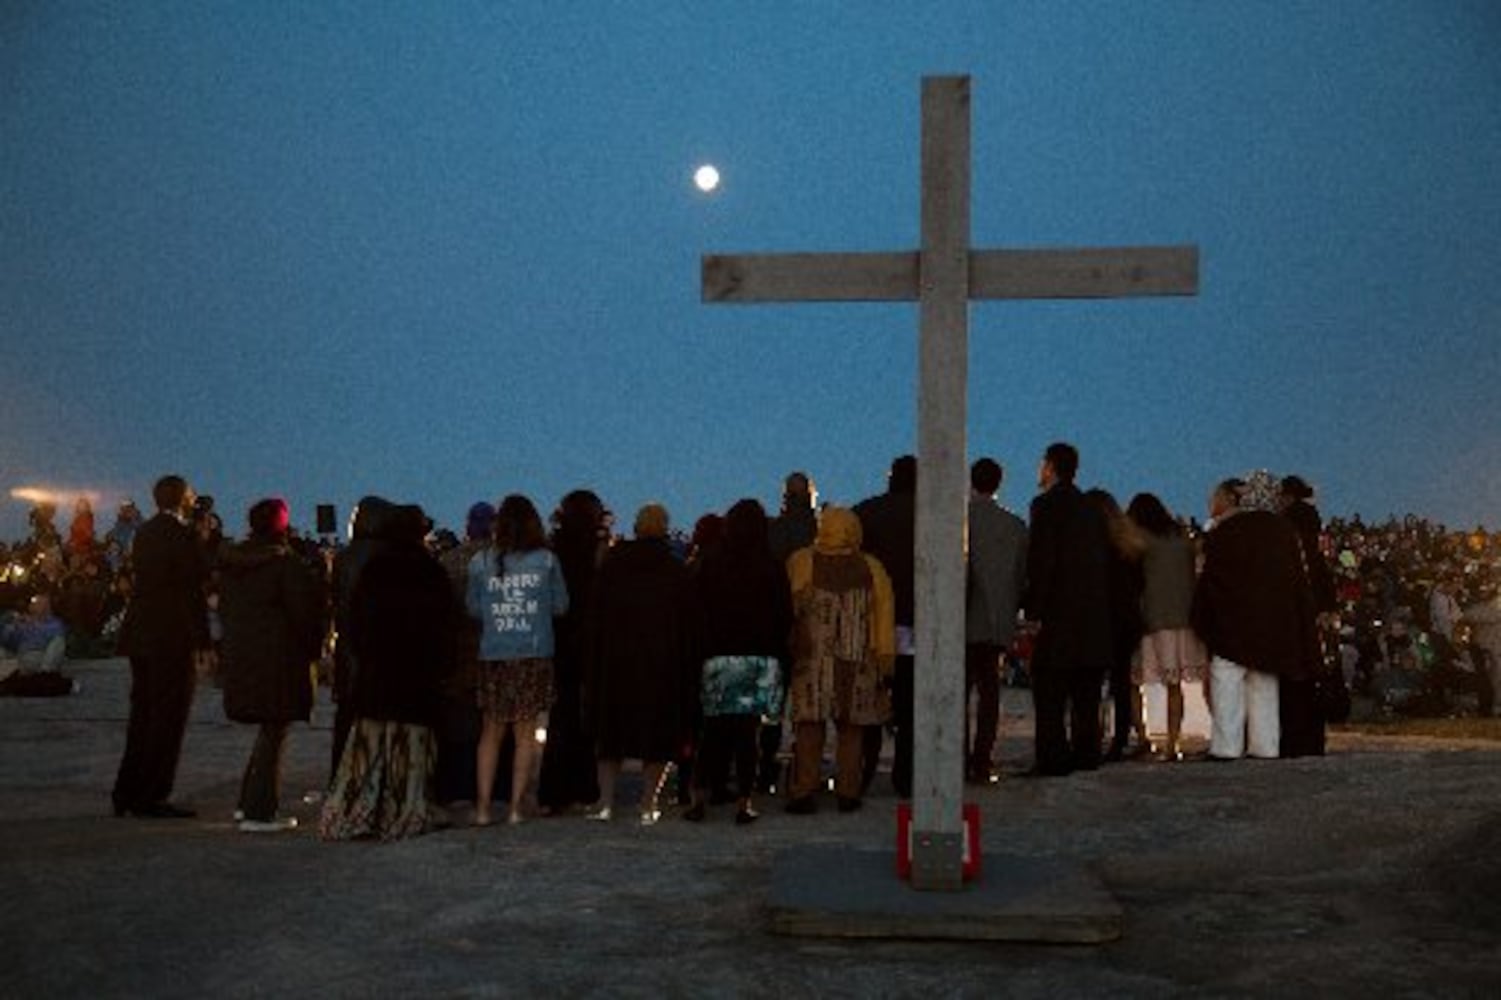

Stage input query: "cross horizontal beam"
[{"left": 701, "top": 245, "right": 1198, "bottom": 303}]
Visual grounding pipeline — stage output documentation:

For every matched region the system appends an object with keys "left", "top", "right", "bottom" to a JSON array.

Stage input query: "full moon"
[{"left": 693, "top": 164, "right": 721, "bottom": 193}]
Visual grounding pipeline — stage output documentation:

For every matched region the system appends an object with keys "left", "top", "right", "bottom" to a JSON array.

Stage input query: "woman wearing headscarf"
[
  {"left": 784, "top": 506, "right": 895, "bottom": 814},
  {"left": 584, "top": 503, "right": 697, "bottom": 825},
  {"left": 218, "top": 498, "right": 325, "bottom": 832},
  {"left": 320, "top": 504, "right": 454, "bottom": 841},
  {"left": 467, "top": 494, "right": 569, "bottom": 826},
  {"left": 684, "top": 499, "right": 792, "bottom": 825},
  {"left": 1127, "top": 492, "right": 1208, "bottom": 761}
]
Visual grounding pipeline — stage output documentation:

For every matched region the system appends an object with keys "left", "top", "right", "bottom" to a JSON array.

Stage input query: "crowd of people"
[{"left": 3, "top": 455, "right": 1498, "bottom": 842}]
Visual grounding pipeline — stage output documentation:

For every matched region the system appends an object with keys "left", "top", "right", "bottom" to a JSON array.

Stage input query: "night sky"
[{"left": 3, "top": 2, "right": 1498, "bottom": 540}]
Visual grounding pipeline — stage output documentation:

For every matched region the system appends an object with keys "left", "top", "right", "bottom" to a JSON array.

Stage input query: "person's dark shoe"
[
  {"left": 1102, "top": 744, "right": 1126, "bottom": 763},
  {"left": 138, "top": 802, "right": 196, "bottom": 819},
  {"left": 682, "top": 803, "right": 706, "bottom": 823},
  {"left": 785, "top": 796, "right": 816, "bottom": 815},
  {"left": 836, "top": 796, "right": 862, "bottom": 813},
  {"left": 734, "top": 807, "right": 759, "bottom": 826}
]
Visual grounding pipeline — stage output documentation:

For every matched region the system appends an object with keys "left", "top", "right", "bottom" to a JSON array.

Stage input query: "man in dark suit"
[
  {"left": 852, "top": 455, "right": 917, "bottom": 797},
  {"left": 1025, "top": 442, "right": 1113, "bottom": 775},
  {"left": 112, "top": 474, "right": 209, "bottom": 818}
]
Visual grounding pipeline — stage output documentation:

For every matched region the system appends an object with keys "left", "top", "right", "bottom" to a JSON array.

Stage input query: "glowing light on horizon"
[{"left": 9, "top": 486, "right": 106, "bottom": 508}]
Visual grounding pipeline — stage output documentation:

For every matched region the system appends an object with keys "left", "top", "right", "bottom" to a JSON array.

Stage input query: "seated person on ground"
[{"left": 0, "top": 594, "right": 74, "bottom": 697}]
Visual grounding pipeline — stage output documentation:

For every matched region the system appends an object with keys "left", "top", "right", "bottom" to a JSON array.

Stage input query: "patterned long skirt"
[{"left": 319, "top": 719, "right": 438, "bottom": 841}]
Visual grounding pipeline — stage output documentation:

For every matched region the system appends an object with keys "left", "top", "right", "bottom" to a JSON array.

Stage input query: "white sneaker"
[
  {"left": 238, "top": 817, "right": 298, "bottom": 834},
  {"left": 638, "top": 809, "right": 661, "bottom": 827},
  {"left": 583, "top": 804, "right": 612, "bottom": 822}
]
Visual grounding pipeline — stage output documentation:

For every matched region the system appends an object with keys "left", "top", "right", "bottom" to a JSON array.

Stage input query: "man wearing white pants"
[
  {"left": 1207, "top": 656, "right": 1280, "bottom": 759},
  {"left": 1192, "top": 476, "right": 1319, "bottom": 761}
]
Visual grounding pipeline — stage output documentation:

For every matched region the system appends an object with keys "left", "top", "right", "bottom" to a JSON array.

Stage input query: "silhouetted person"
[
  {"left": 853, "top": 456, "right": 917, "bottom": 797},
  {"left": 112, "top": 475, "right": 209, "bottom": 818},
  {"left": 218, "top": 498, "right": 326, "bottom": 832},
  {"left": 964, "top": 458, "right": 1027, "bottom": 782},
  {"left": 758, "top": 471, "right": 818, "bottom": 794},
  {"left": 1024, "top": 444, "right": 1113, "bottom": 776}
]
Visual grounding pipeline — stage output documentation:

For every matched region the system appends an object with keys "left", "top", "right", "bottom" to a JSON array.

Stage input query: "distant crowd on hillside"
[{"left": 4, "top": 460, "right": 1500, "bottom": 843}]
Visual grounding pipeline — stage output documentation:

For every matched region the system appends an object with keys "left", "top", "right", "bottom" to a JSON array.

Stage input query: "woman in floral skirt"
[
  {"left": 320, "top": 505, "right": 454, "bottom": 841},
  {"left": 466, "top": 494, "right": 569, "bottom": 826}
]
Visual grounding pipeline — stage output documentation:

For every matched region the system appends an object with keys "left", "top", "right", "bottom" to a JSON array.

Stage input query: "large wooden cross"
[{"left": 703, "top": 76, "right": 1197, "bottom": 891}]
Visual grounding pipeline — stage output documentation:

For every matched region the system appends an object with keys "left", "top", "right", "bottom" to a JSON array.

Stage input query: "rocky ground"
[{"left": 2, "top": 658, "right": 1498, "bottom": 998}]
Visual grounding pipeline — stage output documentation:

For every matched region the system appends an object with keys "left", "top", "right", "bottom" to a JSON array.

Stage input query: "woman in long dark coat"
[
  {"left": 584, "top": 503, "right": 697, "bottom": 825},
  {"left": 1279, "top": 474, "right": 1337, "bottom": 756},
  {"left": 218, "top": 498, "right": 325, "bottom": 832},
  {"left": 536, "top": 490, "right": 608, "bottom": 814}
]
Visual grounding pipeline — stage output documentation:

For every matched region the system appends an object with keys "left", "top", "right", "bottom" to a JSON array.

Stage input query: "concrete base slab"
[{"left": 769, "top": 846, "right": 1122, "bottom": 943}]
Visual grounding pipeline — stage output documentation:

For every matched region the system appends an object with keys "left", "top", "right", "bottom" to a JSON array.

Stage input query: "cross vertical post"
[{"left": 911, "top": 76, "right": 970, "bottom": 891}]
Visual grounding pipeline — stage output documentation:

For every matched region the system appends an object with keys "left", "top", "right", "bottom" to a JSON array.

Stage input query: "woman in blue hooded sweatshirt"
[{"left": 467, "top": 494, "right": 569, "bottom": 826}]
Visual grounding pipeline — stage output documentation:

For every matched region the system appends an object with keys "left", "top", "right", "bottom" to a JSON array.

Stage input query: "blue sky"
[{"left": 3, "top": 2, "right": 1498, "bottom": 540}]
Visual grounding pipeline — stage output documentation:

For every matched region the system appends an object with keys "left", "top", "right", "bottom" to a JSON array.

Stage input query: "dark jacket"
[
  {"left": 218, "top": 537, "right": 326, "bottom": 724},
  {"left": 586, "top": 539, "right": 698, "bottom": 761},
  {"left": 330, "top": 497, "right": 400, "bottom": 701},
  {"left": 346, "top": 539, "right": 455, "bottom": 727},
  {"left": 1284, "top": 499, "right": 1338, "bottom": 615},
  {"left": 1025, "top": 483, "right": 1113, "bottom": 672},
  {"left": 1191, "top": 509, "right": 1319, "bottom": 679},
  {"left": 852, "top": 490, "right": 916, "bottom": 627},
  {"left": 119, "top": 512, "right": 208, "bottom": 660},
  {"left": 767, "top": 505, "right": 817, "bottom": 568},
  {"left": 697, "top": 538, "right": 793, "bottom": 665},
  {"left": 1103, "top": 545, "right": 1145, "bottom": 666}
]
